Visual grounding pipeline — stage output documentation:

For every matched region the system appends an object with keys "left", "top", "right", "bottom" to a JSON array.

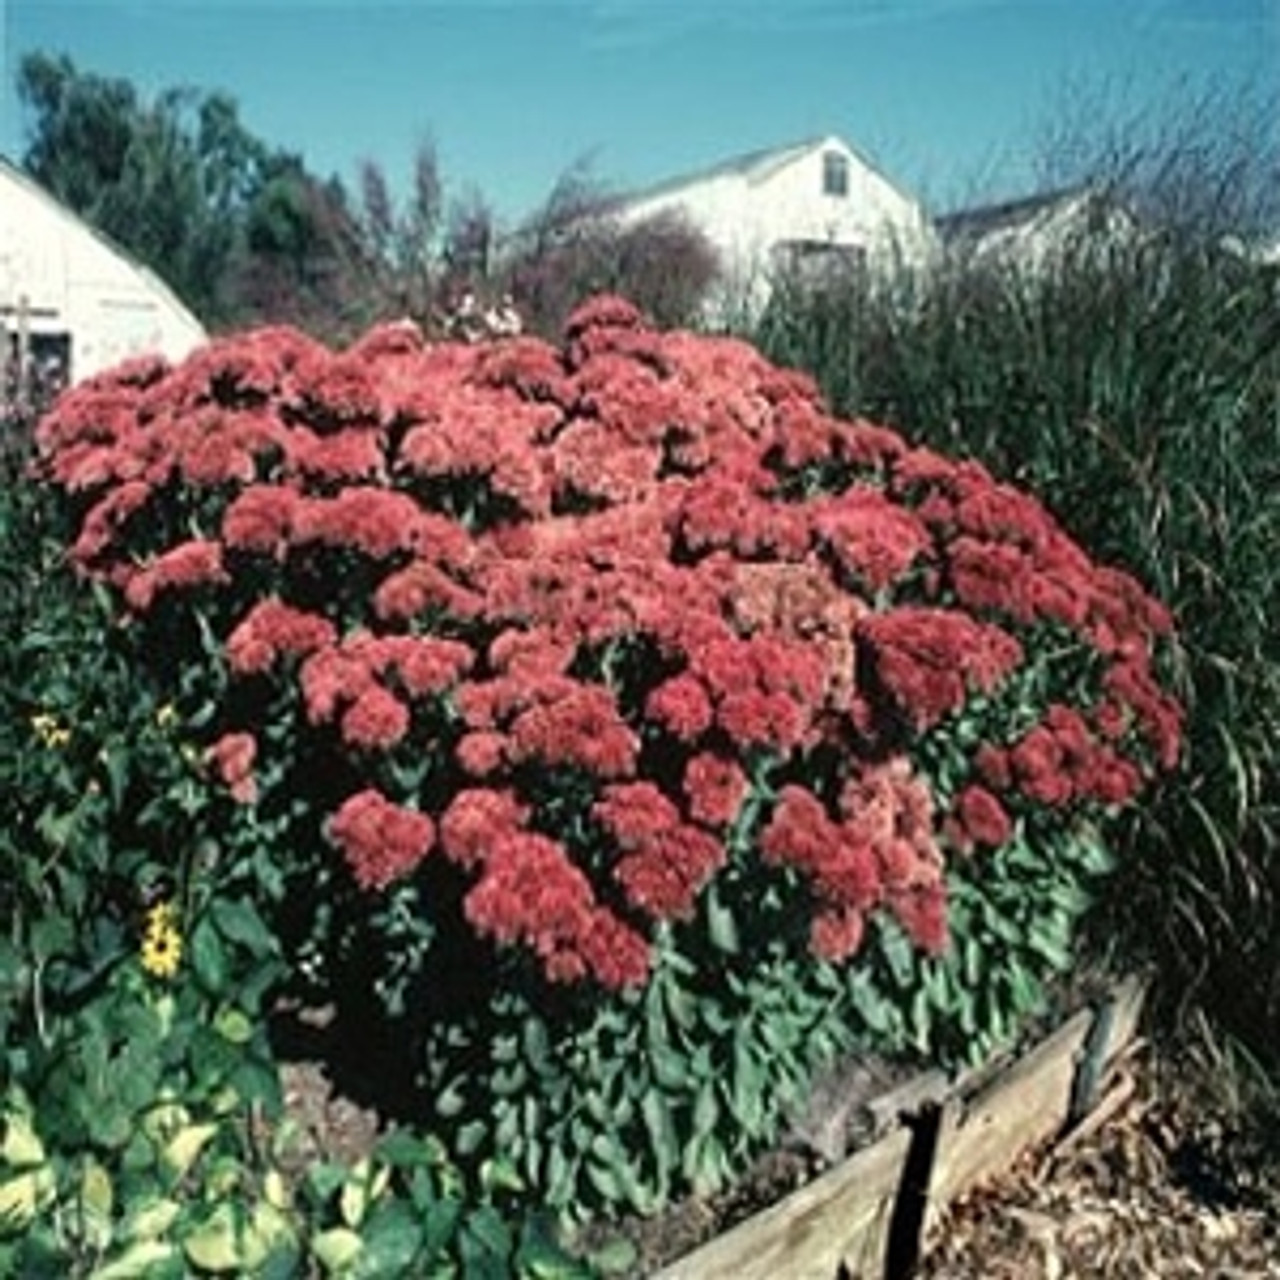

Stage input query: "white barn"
[
  {"left": 609, "top": 134, "right": 935, "bottom": 321},
  {"left": 0, "top": 156, "right": 207, "bottom": 389},
  {"left": 935, "top": 187, "right": 1143, "bottom": 275}
]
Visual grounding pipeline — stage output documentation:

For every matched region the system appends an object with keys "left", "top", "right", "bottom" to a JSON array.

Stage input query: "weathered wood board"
[
  {"left": 651, "top": 1125, "right": 912, "bottom": 1280},
  {"left": 926, "top": 1008, "right": 1094, "bottom": 1229}
]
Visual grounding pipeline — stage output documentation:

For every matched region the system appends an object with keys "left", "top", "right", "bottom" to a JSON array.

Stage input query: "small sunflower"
[{"left": 140, "top": 901, "right": 183, "bottom": 980}]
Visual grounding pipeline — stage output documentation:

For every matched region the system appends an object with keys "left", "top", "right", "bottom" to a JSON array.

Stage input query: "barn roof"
[{"left": 616, "top": 133, "right": 906, "bottom": 208}]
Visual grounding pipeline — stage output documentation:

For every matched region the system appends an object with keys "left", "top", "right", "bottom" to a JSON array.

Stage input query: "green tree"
[
  {"left": 16, "top": 51, "right": 377, "bottom": 337},
  {"left": 355, "top": 138, "right": 446, "bottom": 325}
]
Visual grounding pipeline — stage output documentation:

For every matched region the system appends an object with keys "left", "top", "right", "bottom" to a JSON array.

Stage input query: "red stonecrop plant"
[{"left": 33, "top": 297, "right": 1183, "bottom": 991}]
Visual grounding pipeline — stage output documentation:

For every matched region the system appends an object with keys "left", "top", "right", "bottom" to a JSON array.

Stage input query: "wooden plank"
[
  {"left": 651, "top": 1125, "right": 913, "bottom": 1280},
  {"left": 1068, "top": 976, "right": 1147, "bottom": 1123},
  {"left": 1054, "top": 1068, "right": 1138, "bottom": 1159},
  {"left": 866, "top": 1068, "right": 949, "bottom": 1141},
  {"left": 1093, "top": 975, "right": 1147, "bottom": 1075},
  {"left": 927, "top": 1007, "right": 1093, "bottom": 1226}
]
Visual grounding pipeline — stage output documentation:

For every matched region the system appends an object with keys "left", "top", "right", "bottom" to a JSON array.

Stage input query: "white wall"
[
  {"left": 615, "top": 137, "right": 935, "bottom": 321},
  {"left": 0, "top": 161, "right": 207, "bottom": 384}
]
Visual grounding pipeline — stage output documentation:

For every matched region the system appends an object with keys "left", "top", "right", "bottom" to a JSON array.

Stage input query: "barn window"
[{"left": 822, "top": 150, "right": 849, "bottom": 198}]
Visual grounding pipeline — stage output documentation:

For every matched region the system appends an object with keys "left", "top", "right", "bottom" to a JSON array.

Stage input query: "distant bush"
[{"left": 502, "top": 167, "right": 721, "bottom": 337}]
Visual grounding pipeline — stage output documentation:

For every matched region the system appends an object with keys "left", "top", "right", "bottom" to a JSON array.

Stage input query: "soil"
[{"left": 262, "top": 998, "right": 1280, "bottom": 1279}]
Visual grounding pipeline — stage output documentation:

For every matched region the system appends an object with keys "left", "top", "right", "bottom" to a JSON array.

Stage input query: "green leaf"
[
  {"left": 340, "top": 1164, "right": 379, "bottom": 1231},
  {"left": 730, "top": 1030, "right": 765, "bottom": 1133},
  {"left": 305, "top": 1161, "right": 349, "bottom": 1206},
  {"left": 311, "top": 1227, "right": 363, "bottom": 1274},
  {"left": 706, "top": 890, "right": 740, "bottom": 955},
  {"left": 435, "top": 1078, "right": 467, "bottom": 1119},
  {"left": 210, "top": 896, "right": 275, "bottom": 957},
  {"left": 878, "top": 922, "right": 914, "bottom": 989},
  {"left": 374, "top": 1130, "right": 445, "bottom": 1170},
  {"left": 124, "top": 1197, "right": 181, "bottom": 1242},
  {"left": 521, "top": 1017, "right": 551, "bottom": 1076},
  {"left": 1, "top": 1111, "right": 46, "bottom": 1167},
  {"left": 182, "top": 1203, "right": 245, "bottom": 1274},
  {"left": 463, "top": 1205, "right": 512, "bottom": 1261},
  {"left": 419, "top": 1196, "right": 463, "bottom": 1257},
  {"left": 491, "top": 1062, "right": 529, "bottom": 1097},
  {"left": 583, "top": 1160, "right": 622, "bottom": 1203},
  {"left": 847, "top": 970, "right": 893, "bottom": 1036},
  {"left": 161, "top": 1122, "right": 219, "bottom": 1182},
  {"left": 245, "top": 1202, "right": 299, "bottom": 1275},
  {"left": 640, "top": 1088, "right": 677, "bottom": 1173},
  {"left": 691, "top": 1081, "right": 719, "bottom": 1143},
  {"left": 190, "top": 916, "right": 228, "bottom": 993},
  {"left": 213, "top": 1007, "right": 253, "bottom": 1045},
  {"left": 585, "top": 1236, "right": 639, "bottom": 1277},
  {"left": 480, "top": 1156, "right": 524, "bottom": 1195},
  {"left": 0, "top": 1167, "right": 55, "bottom": 1236},
  {"left": 1025, "top": 921, "right": 1071, "bottom": 970},
  {"left": 89, "top": 1240, "right": 180, "bottom": 1280},
  {"left": 79, "top": 1156, "right": 114, "bottom": 1247},
  {"left": 545, "top": 1144, "right": 575, "bottom": 1207},
  {"left": 518, "top": 1214, "right": 593, "bottom": 1278},
  {"left": 30, "top": 915, "right": 74, "bottom": 963},
  {"left": 354, "top": 1202, "right": 422, "bottom": 1277},
  {"left": 100, "top": 740, "right": 132, "bottom": 809},
  {"left": 456, "top": 1120, "right": 487, "bottom": 1158}
]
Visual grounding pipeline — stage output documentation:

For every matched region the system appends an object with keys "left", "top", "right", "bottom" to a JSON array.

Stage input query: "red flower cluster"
[
  {"left": 943, "top": 784, "right": 1013, "bottom": 855},
  {"left": 760, "top": 758, "right": 946, "bottom": 960},
  {"left": 988, "top": 702, "right": 1146, "bottom": 810},
  {"left": 594, "top": 782, "right": 726, "bottom": 919},
  {"left": 34, "top": 295, "right": 1183, "bottom": 989},
  {"left": 299, "top": 630, "right": 474, "bottom": 749},
  {"left": 206, "top": 731, "right": 258, "bottom": 805},
  {"left": 458, "top": 821, "right": 652, "bottom": 987},
  {"left": 328, "top": 789, "right": 436, "bottom": 890},
  {"left": 226, "top": 599, "right": 337, "bottom": 676},
  {"left": 811, "top": 488, "right": 932, "bottom": 593},
  {"left": 683, "top": 752, "right": 748, "bottom": 829},
  {"left": 123, "top": 539, "right": 228, "bottom": 612},
  {"left": 858, "top": 607, "right": 1024, "bottom": 731}
]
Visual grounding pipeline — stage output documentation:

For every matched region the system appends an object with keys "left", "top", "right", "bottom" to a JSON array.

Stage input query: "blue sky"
[{"left": 1, "top": 0, "right": 1274, "bottom": 226}]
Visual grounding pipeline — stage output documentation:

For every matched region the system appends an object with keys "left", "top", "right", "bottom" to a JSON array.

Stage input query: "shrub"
[{"left": 28, "top": 297, "right": 1181, "bottom": 1215}]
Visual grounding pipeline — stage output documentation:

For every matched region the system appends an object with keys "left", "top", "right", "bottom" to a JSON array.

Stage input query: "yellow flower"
[
  {"left": 30, "top": 713, "right": 71, "bottom": 749},
  {"left": 155, "top": 703, "right": 178, "bottom": 729},
  {"left": 140, "top": 902, "right": 183, "bottom": 980}
]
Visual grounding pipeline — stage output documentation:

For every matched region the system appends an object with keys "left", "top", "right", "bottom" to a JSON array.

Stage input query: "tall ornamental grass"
[{"left": 754, "top": 225, "right": 1280, "bottom": 1068}]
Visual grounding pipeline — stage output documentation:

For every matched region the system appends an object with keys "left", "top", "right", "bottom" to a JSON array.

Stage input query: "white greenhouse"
[{"left": 0, "top": 156, "right": 207, "bottom": 394}]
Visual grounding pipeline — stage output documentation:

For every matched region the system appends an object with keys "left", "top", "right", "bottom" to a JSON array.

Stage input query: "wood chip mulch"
[{"left": 918, "top": 1047, "right": 1280, "bottom": 1279}]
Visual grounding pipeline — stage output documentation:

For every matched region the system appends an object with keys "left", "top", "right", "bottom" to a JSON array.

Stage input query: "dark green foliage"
[
  {"left": 352, "top": 804, "right": 1112, "bottom": 1221},
  {"left": 502, "top": 162, "right": 722, "bottom": 337}
]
